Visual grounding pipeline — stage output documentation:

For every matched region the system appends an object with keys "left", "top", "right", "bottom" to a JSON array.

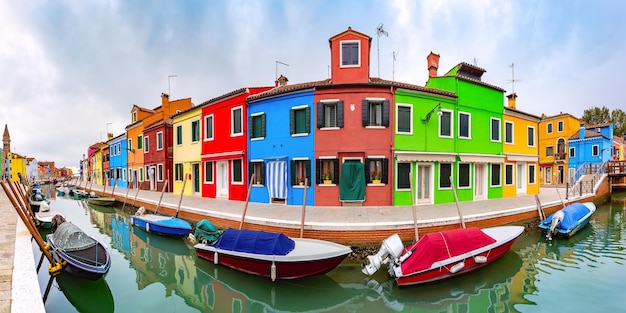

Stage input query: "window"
[
  {"left": 191, "top": 120, "right": 200, "bottom": 142},
  {"left": 250, "top": 161, "right": 264, "bottom": 185},
  {"left": 204, "top": 161, "right": 213, "bottom": 183},
  {"left": 290, "top": 106, "right": 310, "bottom": 135},
  {"left": 546, "top": 146, "right": 554, "bottom": 157},
  {"left": 176, "top": 125, "right": 183, "bottom": 145},
  {"left": 231, "top": 107, "right": 243, "bottom": 136},
  {"left": 156, "top": 132, "right": 163, "bottom": 151},
  {"left": 139, "top": 168, "right": 143, "bottom": 182},
  {"left": 504, "top": 121, "right": 513, "bottom": 144},
  {"left": 491, "top": 164, "right": 501, "bottom": 186},
  {"left": 317, "top": 100, "right": 345, "bottom": 129},
  {"left": 397, "top": 163, "right": 411, "bottom": 189},
  {"left": 505, "top": 164, "right": 514, "bottom": 185},
  {"left": 458, "top": 163, "right": 470, "bottom": 188},
  {"left": 439, "top": 163, "right": 452, "bottom": 189},
  {"left": 458, "top": 112, "right": 470, "bottom": 139},
  {"left": 592, "top": 145, "right": 599, "bottom": 156},
  {"left": 232, "top": 159, "right": 243, "bottom": 183},
  {"left": 366, "top": 158, "right": 387, "bottom": 184},
  {"left": 528, "top": 164, "right": 536, "bottom": 184},
  {"left": 340, "top": 40, "right": 360, "bottom": 67},
  {"left": 204, "top": 115, "right": 214, "bottom": 140},
  {"left": 558, "top": 121, "right": 564, "bottom": 132},
  {"left": 291, "top": 159, "right": 311, "bottom": 186},
  {"left": 317, "top": 158, "right": 338, "bottom": 184},
  {"left": 362, "top": 99, "right": 389, "bottom": 127},
  {"left": 547, "top": 123, "right": 553, "bottom": 134},
  {"left": 439, "top": 110, "right": 452, "bottom": 137},
  {"left": 250, "top": 113, "right": 266, "bottom": 139},
  {"left": 133, "top": 111, "right": 137, "bottom": 123},
  {"left": 397, "top": 104, "right": 412, "bottom": 134},
  {"left": 137, "top": 135, "right": 143, "bottom": 150},
  {"left": 527, "top": 126, "right": 535, "bottom": 147},
  {"left": 569, "top": 147, "right": 576, "bottom": 158},
  {"left": 143, "top": 136, "right": 149, "bottom": 152},
  {"left": 491, "top": 118, "right": 501, "bottom": 142},
  {"left": 157, "top": 164, "right": 163, "bottom": 181},
  {"left": 174, "top": 163, "right": 183, "bottom": 181},
  {"left": 128, "top": 138, "right": 133, "bottom": 152},
  {"left": 117, "top": 144, "right": 120, "bottom": 155}
]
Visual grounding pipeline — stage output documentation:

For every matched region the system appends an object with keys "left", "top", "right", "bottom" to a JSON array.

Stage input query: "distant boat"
[
  {"left": 362, "top": 226, "right": 524, "bottom": 287},
  {"left": 130, "top": 207, "right": 192, "bottom": 237},
  {"left": 194, "top": 227, "right": 352, "bottom": 280},
  {"left": 87, "top": 196, "right": 116, "bottom": 206},
  {"left": 538, "top": 202, "right": 596, "bottom": 240},
  {"left": 47, "top": 219, "right": 111, "bottom": 280},
  {"left": 34, "top": 202, "right": 64, "bottom": 229},
  {"left": 29, "top": 185, "right": 49, "bottom": 213}
]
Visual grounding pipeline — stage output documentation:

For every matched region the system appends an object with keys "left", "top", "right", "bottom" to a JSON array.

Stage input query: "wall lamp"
[{"left": 422, "top": 103, "right": 442, "bottom": 123}]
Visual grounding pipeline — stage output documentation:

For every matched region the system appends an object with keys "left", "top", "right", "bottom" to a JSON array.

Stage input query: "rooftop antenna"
[
  {"left": 168, "top": 75, "right": 177, "bottom": 96},
  {"left": 275, "top": 61, "right": 289, "bottom": 80},
  {"left": 392, "top": 51, "right": 397, "bottom": 81},
  {"left": 376, "top": 23, "right": 388, "bottom": 77},
  {"left": 507, "top": 63, "right": 522, "bottom": 94},
  {"left": 473, "top": 58, "right": 478, "bottom": 66}
]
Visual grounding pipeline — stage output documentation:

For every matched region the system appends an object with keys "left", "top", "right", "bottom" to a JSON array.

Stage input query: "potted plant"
[
  {"left": 298, "top": 178, "right": 306, "bottom": 186},
  {"left": 371, "top": 171, "right": 382, "bottom": 184},
  {"left": 322, "top": 172, "right": 332, "bottom": 184}
]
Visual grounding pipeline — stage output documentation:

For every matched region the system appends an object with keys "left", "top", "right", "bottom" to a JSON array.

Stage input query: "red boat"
[
  {"left": 194, "top": 228, "right": 352, "bottom": 280},
  {"left": 362, "top": 226, "right": 524, "bottom": 287}
]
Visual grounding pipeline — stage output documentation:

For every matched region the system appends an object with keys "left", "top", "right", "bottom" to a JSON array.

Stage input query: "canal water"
[{"left": 32, "top": 190, "right": 626, "bottom": 313}]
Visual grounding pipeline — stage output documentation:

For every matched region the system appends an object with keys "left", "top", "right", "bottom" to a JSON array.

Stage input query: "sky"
[{"left": 1, "top": 0, "right": 624, "bottom": 169}]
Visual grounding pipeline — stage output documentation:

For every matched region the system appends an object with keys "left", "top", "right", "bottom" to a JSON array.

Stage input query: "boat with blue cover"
[
  {"left": 538, "top": 202, "right": 596, "bottom": 240},
  {"left": 194, "top": 227, "right": 352, "bottom": 280},
  {"left": 130, "top": 206, "right": 192, "bottom": 237}
]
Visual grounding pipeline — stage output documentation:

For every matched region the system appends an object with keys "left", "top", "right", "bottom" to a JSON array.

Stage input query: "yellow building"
[
  {"left": 503, "top": 94, "right": 540, "bottom": 197},
  {"left": 91, "top": 144, "right": 107, "bottom": 185},
  {"left": 6, "top": 152, "right": 27, "bottom": 183},
  {"left": 538, "top": 112, "right": 581, "bottom": 185},
  {"left": 172, "top": 106, "right": 202, "bottom": 195}
]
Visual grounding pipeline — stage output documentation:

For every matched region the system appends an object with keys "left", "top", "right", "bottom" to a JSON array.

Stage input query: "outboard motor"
[
  {"left": 547, "top": 210, "right": 565, "bottom": 240},
  {"left": 39, "top": 201, "right": 51, "bottom": 212},
  {"left": 362, "top": 234, "right": 405, "bottom": 276}
]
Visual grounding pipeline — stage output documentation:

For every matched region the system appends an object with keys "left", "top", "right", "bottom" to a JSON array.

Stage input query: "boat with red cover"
[
  {"left": 362, "top": 226, "right": 524, "bottom": 287},
  {"left": 194, "top": 228, "right": 352, "bottom": 281}
]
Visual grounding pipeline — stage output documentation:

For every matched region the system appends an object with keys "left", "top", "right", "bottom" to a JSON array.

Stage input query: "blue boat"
[
  {"left": 130, "top": 207, "right": 192, "bottom": 237},
  {"left": 538, "top": 202, "right": 596, "bottom": 240}
]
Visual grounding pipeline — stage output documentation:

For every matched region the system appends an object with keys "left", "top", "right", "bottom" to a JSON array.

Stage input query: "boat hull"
[
  {"left": 87, "top": 197, "right": 116, "bottom": 206},
  {"left": 47, "top": 239, "right": 111, "bottom": 280},
  {"left": 538, "top": 202, "right": 596, "bottom": 238},
  {"left": 130, "top": 214, "right": 192, "bottom": 237},
  {"left": 194, "top": 238, "right": 351, "bottom": 280}
]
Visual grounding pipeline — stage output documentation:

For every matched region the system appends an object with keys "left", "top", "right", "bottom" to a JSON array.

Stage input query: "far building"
[{"left": 568, "top": 123, "right": 613, "bottom": 182}]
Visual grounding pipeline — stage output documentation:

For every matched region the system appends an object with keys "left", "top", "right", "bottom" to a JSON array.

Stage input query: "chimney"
[
  {"left": 427, "top": 52, "right": 440, "bottom": 78},
  {"left": 276, "top": 75, "right": 288, "bottom": 87},
  {"left": 579, "top": 124, "right": 585, "bottom": 139},
  {"left": 506, "top": 93, "right": 517, "bottom": 109}
]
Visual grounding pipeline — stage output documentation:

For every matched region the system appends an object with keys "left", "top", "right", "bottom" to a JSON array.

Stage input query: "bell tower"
[{"left": 3, "top": 124, "right": 10, "bottom": 153}]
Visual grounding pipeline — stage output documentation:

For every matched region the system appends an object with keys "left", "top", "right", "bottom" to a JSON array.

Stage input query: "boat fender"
[
  {"left": 146, "top": 223, "right": 150, "bottom": 232},
  {"left": 449, "top": 261, "right": 465, "bottom": 274},
  {"left": 213, "top": 251, "right": 219, "bottom": 265},
  {"left": 474, "top": 255, "right": 487, "bottom": 263},
  {"left": 48, "top": 260, "right": 67, "bottom": 276},
  {"left": 271, "top": 261, "right": 277, "bottom": 281}
]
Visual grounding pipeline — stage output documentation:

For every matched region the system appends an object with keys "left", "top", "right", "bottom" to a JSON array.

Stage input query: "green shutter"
[
  {"left": 248, "top": 115, "right": 253, "bottom": 138},
  {"left": 290, "top": 160, "right": 296, "bottom": 185},
  {"left": 305, "top": 107, "right": 310, "bottom": 133},
  {"left": 290, "top": 109, "right": 295, "bottom": 134},
  {"left": 337, "top": 101, "right": 344, "bottom": 128},
  {"left": 261, "top": 114, "right": 266, "bottom": 138}
]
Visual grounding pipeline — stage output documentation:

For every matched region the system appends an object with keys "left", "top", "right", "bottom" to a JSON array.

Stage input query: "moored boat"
[
  {"left": 194, "top": 227, "right": 352, "bottom": 280},
  {"left": 538, "top": 202, "right": 596, "bottom": 240},
  {"left": 362, "top": 226, "right": 524, "bottom": 287},
  {"left": 87, "top": 196, "right": 116, "bottom": 206},
  {"left": 35, "top": 201, "right": 64, "bottom": 229},
  {"left": 130, "top": 207, "right": 192, "bottom": 237}
]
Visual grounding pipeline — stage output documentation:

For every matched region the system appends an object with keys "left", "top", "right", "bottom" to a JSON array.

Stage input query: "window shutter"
[
  {"left": 364, "top": 158, "right": 372, "bottom": 183},
  {"left": 305, "top": 107, "right": 310, "bottom": 133},
  {"left": 248, "top": 116, "right": 253, "bottom": 138},
  {"left": 261, "top": 114, "right": 266, "bottom": 138},
  {"left": 382, "top": 100, "right": 390, "bottom": 127},
  {"left": 305, "top": 160, "right": 311, "bottom": 186},
  {"left": 290, "top": 109, "right": 295, "bottom": 134},
  {"left": 316, "top": 159, "right": 322, "bottom": 184},
  {"left": 317, "top": 102, "right": 324, "bottom": 128},
  {"left": 290, "top": 160, "right": 296, "bottom": 185},
  {"left": 382, "top": 158, "right": 389, "bottom": 184},
  {"left": 362, "top": 100, "right": 369, "bottom": 126},
  {"left": 248, "top": 162, "right": 253, "bottom": 180},
  {"left": 333, "top": 160, "right": 339, "bottom": 184},
  {"left": 337, "top": 101, "right": 344, "bottom": 128}
]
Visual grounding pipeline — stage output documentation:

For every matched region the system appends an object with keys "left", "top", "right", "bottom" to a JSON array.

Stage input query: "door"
[
  {"left": 557, "top": 165, "right": 564, "bottom": 184},
  {"left": 546, "top": 167, "right": 553, "bottom": 184},
  {"left": 474, "top": 164, "right": 486, "bottom": 200},
  {"left": 416, "top": 164, "right": 432, "bottom": 204},
  {"left": 516, "top": 162, "right": 526, "bottom": 194},
  {"left": 192, "top": 163, "right": 200, "bottom": 194},
  {"left": 216, "top": 161, "right": 229, "bottom": 198},
  {"left": 149, "top": 167, "right": 156, "bottom": 190}
]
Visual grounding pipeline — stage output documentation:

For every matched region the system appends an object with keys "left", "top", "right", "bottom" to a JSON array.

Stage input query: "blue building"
[
  {"left": 108, "top": 133, "right": 128, "bottom": 188},
  {"left": 247, "top": 81, "right": 316, "bottom": 206},
  {"left": 567, "top": 123, "right": 613, "bottom": 181}
]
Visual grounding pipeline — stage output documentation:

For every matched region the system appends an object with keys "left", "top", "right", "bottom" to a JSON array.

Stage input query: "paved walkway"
[{"left": 0, "top": 180, "right": 594, "bottom": 313}]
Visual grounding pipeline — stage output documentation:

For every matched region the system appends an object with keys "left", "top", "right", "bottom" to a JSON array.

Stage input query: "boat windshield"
[{"left": 52, "top": 222, "right": 97, "bottom": 251}]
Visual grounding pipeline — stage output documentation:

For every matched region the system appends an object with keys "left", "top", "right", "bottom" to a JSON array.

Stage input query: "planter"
[
  {"left": 324, "top": 180, "right": 332, "bottom": 184},
  {"left": 372, "top": 179, "right": 381, "bottom": 184},
  {"left": 299, "top": 182, "right": 304, "bottom": 186}
]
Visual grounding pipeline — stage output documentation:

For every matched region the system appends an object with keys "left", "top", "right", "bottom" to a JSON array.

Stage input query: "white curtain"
[{"left": 267, "top": 161, "right": 287, "bottom": 199}]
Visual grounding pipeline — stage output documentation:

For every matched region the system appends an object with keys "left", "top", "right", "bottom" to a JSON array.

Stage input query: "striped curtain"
[{"left": 267, "top": 161, "right": 287, "bottom": 199}]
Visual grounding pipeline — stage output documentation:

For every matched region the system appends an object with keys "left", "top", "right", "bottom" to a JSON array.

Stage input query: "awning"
[
  {"left": 458, "top": 154, "right": 505, "bottom": 164},
  {"left": 505, "top": 154, "right": 539, "bottom": 162},
  {"left": 395, "top": 152, "right": 456, "bottom": 163}
]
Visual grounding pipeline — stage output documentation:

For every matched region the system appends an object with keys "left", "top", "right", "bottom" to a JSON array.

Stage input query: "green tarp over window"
[{"left": 339, "top": 161, "right": 365, "bottom": 201}]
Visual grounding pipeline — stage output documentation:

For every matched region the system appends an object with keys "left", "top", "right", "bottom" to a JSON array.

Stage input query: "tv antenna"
[
  {"left": 376, "top": 23, "right": 388, "bottom": 77},
  {"left": 507, "top": 63, "right": 522, "bottom": 94},
  {"left": 392, "top": 51, "right": 397, "bottom": 81},
  {"left": 275, "top": 60, "right": 289, "bottom": 80}
]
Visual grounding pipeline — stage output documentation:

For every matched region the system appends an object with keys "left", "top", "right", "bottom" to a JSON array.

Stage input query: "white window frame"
[
  {"left": 504, "top": 121, "right": 514, "bottom": 144},
  {"left": 547, "top": 123, "right": 553, "bottom": 134},
  {"left": 569, "top": 147, "right": 576, "bottom": 158},
  {"left": 157, "top": 164, "right": 164, "bottom": 182},
  {"left": 592, "top": 145, "right": 599, "bottom": 156},
  {"left": 339, "top": 40, "right": 360, "bottom": 68},
  {"left": 204, "top": 161, "right": 214, "bottom": 184},
  {"left": 231, "top": 106, "right": 243, "bottom": 137},
  {"left": 156, "top": 131, "right": 163, "bottom": 151},
  {"left": 144, "top": 136, "right": 149, "bottom": 153},
  {"left": 505, "top": 163, "right": 515, "bottom": 186},
  {"left": 458, "top": 111, "right": 471, "bottom": 139},
  {"left": 438, "top": 109, "right": 453, "bottom": 138},
  {"left": 191, "top": 119, "right": 201, "bottom": 143},
  {"left": 528, "top": 164, "right": 536, "bottom": 185},
  {"left": 204, "top": 114, "right": 214, "bottom": 141},
  {"left": 250, "top": 112, "right": 265, "bottom": 140},
  {"left": 527, "top": 126, "right": 535, "bottom": 147},
  {"left": 490, "top": 117, "right": 501, "bottom": 142},
  {"left": 457, "top": 163, "right": 471, "bottom": 189},
  {"left": 396, "top": 103, "right": 413, "bottom": 135}
]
